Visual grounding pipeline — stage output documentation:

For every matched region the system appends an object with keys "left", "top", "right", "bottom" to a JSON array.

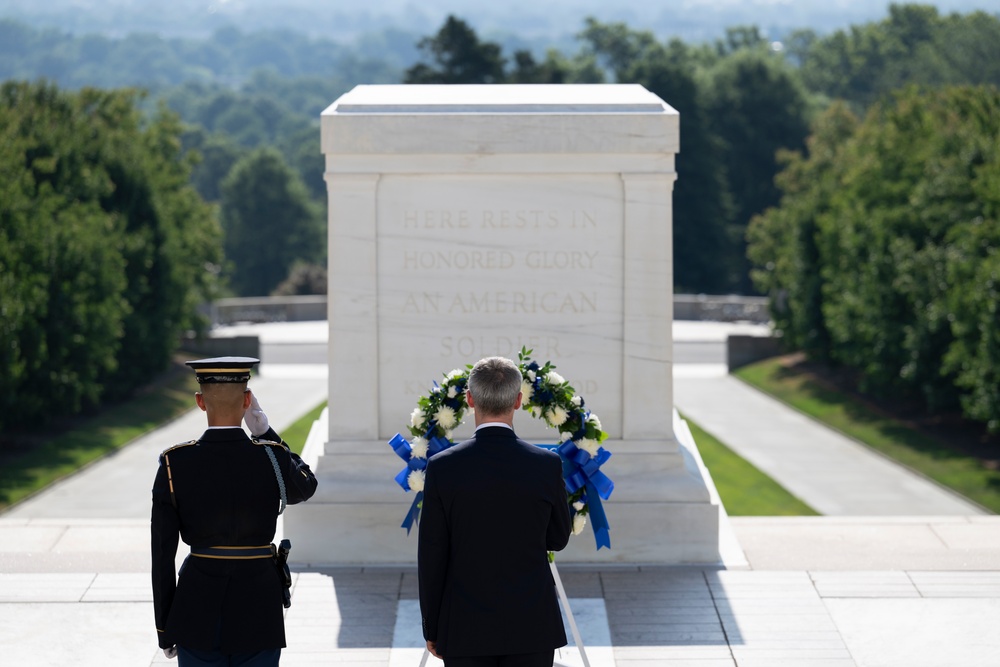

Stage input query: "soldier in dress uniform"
[{"left": 151, "top": 356, "right": 318, "bottom": 666}]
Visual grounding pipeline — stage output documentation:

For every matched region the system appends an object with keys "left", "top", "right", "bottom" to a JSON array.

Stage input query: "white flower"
[
  {"left": 410, "top": 436, "right": 429, "bottom": 459},
  {"left": 526, "top": 370, "right": 536, "bottom": 381},
  {"left": 434, "top": 405, "right": 457, "bottom": 429},
  {"left": 546, "top": 370, "right": 565, "bottom": 385},
  {"left": 572, "top": 513, "right": 587, "bottom": 535},
  {"left": 571, "top": 395, "right": 583, "bottom": 407},
  {"left": 520, "top": 380, "right": 534, "bottom": 403},
  {"left": 444, "top": 429, "right": 453, "bottom": 440},
  {"left": 447, "top": 386, "right": 458, "bottom": 399},
  {"left": 430, "top": 385, "right": 440, "bottom": 393},
  {"left": 587, "top": 413, "right": 602, "bottom": 431},
  {"left": 560, "top": 431, "right": 572, "bottom": 442},
  {"left": 579, "top": 437, "right": 600, "bottom": 456},
  {"left": 407, "top": 470, "right": 425, "bottom": 492},
  {"left": 573, "top": 501, "right": 585, "bottom": 511},
  {"left": 546, "top": 406, "right": 568, "bottom": 427},
  {"left": 410, "top": 407, "right": 424, "bottom": 427},
  {"left": 447, "top": 369, "right": 464, "bottom": 380}
]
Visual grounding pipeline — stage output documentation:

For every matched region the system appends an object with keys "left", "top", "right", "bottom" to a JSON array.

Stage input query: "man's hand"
[
  {"left": 244, "top": 393, "right": 270, "bottom": 436},
  {"left": 163, "top": 646, "right": 177, "bottom": 659},
  {"left": 426, "top": 640, "right": 441, "bottom": 659}
]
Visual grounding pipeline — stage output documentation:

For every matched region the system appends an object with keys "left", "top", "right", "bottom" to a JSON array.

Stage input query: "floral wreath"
[{"left": 388, "top": 347, "right": 614, "bottom": 550}]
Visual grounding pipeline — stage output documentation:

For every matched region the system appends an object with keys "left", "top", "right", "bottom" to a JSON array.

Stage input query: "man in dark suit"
[
  {"left": 151, "top": 357, "right": 318, "bottom": 666},
  {"left": 419, "top": 356, "right": 572, "bottom": 667}
]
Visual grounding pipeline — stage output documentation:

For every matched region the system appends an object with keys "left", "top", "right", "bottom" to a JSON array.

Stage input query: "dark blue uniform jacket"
[{"left": 151, "top": 426, "right": 317, "bottom": 652}]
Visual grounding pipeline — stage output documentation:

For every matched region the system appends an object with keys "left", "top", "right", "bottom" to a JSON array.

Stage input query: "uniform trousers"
[
  {"left": 444, "top": 650, "right": 555, "bottom": 667},
  {"left": 177, "top": 646, "right": 280, "bottom": 667}
]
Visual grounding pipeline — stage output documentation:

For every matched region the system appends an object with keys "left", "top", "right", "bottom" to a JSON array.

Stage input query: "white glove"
[
  {"left": 163, "top": 646, "right": 177, "bottom": 659},
  {"left": 245, "top": 393, "right": 270, "bottom": 436}
]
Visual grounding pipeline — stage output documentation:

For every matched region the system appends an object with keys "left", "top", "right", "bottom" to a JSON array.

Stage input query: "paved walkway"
[
  {"left": 3, "top": 320, "right": 998, "bottom": 666},
  {"left": 674, "top": 368, "right": 985, "bottom": 515}
]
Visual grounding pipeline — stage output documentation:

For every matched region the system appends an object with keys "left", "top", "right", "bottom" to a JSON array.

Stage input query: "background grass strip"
[
  {"left": 281, "top": 401, "right": 327, "bottom": 455},
  {"left": 683, "top": 412, "right": 819, "bottom": 516},
  {"left": 0, "top": 367, "right": 198, "bottom": 511},
  {"left": 735, "top": 357, "right": 998, "bottom": 513}
]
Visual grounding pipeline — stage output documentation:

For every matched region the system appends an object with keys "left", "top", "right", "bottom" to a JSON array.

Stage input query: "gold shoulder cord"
[
  {"left": 160, "top": 440, "right": 197, "bottom": 509},
  {"left": 165, "top": 454, "right": 176, "bottom": 508}
]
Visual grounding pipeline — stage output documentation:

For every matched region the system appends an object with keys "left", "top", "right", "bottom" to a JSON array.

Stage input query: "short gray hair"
[{"left": 467, "top": 356, "right": 522, "bottom": 416}]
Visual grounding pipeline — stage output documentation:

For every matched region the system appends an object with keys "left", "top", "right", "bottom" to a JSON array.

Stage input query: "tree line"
[
  {"left": 748, "top": 86, "right": 1000, "bottom": 432},
  {"left": 2, "top": 4, "right": 999, "bottom": 433}
]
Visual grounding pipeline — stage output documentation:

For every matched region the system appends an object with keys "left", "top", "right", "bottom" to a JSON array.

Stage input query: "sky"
[{"left": 2, "top": 0, "right": 997, "bottom": 44}]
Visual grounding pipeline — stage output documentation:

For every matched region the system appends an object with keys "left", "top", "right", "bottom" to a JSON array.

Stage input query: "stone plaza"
[{"left": 2, "top": 322, "right": 999, "bottom": 666}]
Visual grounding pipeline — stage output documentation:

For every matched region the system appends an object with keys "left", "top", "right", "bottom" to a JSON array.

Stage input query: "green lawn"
[
  {"left": 281, "top": 401, "right": 327, "bottom": 455},
  {"left": 735, "top": 357, "right": 999, "bottom": 514},
  {"left": 684, "top": 413, "right": 819, "bottom": 516},
  {"left": 0, "top": 366, "right": 199, "bottom": 511}
]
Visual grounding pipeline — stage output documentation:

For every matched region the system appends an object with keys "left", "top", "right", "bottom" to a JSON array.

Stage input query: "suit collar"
[
  {"left": 474, "top": 425, "right": 518, "bottom": 440},
  {"left": 475, "top": 422, "right": 513, "bottom": 432}
]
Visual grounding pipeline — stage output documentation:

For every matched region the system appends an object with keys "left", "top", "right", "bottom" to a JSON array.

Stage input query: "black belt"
[{"left": 190, "top": 545, "right": 274, "bottom": 560}]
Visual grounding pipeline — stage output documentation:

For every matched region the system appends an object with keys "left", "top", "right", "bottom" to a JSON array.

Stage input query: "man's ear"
[
  {"left": 195, "top": 392, "right": 207, "bottom": 412},
  {"left": 243, "top": 389, "right": 253, "bottom": 410},
  {"left": 513, "top": 391, "right": 523, "bottom": 410},
  {"left": 466, "top": 390, "right": 476, "bottom": 409}
]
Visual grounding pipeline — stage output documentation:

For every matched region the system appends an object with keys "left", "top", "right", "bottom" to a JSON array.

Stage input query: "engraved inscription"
[
  {"left": 402, "top": 209, "right": 598, "bottom": 230},
  {"left": 401, "top": 250, "right": 599, "bottom": 271},
  {"left": 401, "top": 291, "right": 597, "bottom": 315},
  {"left": 440, "top": 335, "right": 561, "bottom": 358},
  {"left": 403, "top": 250, "right": 516, "bottom": 270},
  {"left": 524, "top": 250, "right": 598, "bottom": 270}
]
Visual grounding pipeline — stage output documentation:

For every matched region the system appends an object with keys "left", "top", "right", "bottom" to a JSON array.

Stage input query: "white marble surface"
[
  {"left": 376, "top": 174, "right": 624, "bottom": 440},
  {"left": 332, "top": 83, "right": 670, "bottom": 112},
  {"left": 826, "top": 598, "right": 1000, "bottom": 667},
  {"left": 324, "top": 85, "right": 681, "bottom": 444},
  {"left": 389, "top": 598, "right": 615, "bottom": 667},
  {"left": 321, "top": 84, "right": 679, "bottom": 158},
  {"left": 314, "top": 83, "right": 721, "bottom": 564}
]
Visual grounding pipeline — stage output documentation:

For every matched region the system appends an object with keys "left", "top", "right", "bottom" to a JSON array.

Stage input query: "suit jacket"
[
  {"left": 150, "top": 426, "right": 317, "bottom": 652},
  {"left": 418, "top": 425, "right": 572, "bottom": 658}
]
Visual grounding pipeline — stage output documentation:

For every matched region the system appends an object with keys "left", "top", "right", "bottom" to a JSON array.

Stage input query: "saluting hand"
[{"left": 244, "top": 393, "right": 270, "bottom": 436}]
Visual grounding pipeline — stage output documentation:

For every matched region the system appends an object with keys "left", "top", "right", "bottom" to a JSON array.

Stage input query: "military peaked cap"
[{"left": 185, "top": 356, "right": 260, "bottom": 384}]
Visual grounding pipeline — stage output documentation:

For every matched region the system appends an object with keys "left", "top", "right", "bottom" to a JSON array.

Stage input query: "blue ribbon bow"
[
  {"left": 389, "top": 432, "right": 456, "bottom": 533},
  {"left": 557, "top": 440, "right": 614, "bottom": 550}
]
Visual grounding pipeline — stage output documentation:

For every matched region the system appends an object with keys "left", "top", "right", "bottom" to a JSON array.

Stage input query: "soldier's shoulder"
[
  {"left": 158, "top": 440, "right": 199, "bottom": 462},
  {"left": 251, "top": 436, "right": 290, "bottom": 452}
]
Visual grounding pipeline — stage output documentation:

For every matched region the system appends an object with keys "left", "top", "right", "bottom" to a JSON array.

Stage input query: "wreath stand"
[{"left": 416, "top": 560, "right": 591, "bottom": 667}]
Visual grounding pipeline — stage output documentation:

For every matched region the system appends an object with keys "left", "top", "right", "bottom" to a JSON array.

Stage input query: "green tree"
[
  {"left": 747, "top": 102, "right": 858, "bottom": 358},
  {"left": 220, "top": 148, "right": 323, "bottom": 296},
  {"left": 797, "top": 5, "right": 1000, "bottom": 109},
  {"left": 703, "top": 49, "right": 813, "bottom": 292},
  {"left": 182, "top": 128, "right": 247, "bottom": 203},
  {"left": 0, "top": 81, "right": 220, "bottom": 431},
  {"left": 578, "top": 20, "right": 737, "bottom": 292},
  {"left": 404, "top": 15, "right": 506, "bottom": 84},
  {"left": 749, "top": 84, "right": 1000, "bottom": 430}
]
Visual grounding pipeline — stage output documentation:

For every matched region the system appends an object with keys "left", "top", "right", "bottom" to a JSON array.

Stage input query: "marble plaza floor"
[
  {"left": 2, "top": 321, "right": 999, "bottom": 666},
  {"left": 2, "top": 516, "right": 1000, "bottom": 666}
]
